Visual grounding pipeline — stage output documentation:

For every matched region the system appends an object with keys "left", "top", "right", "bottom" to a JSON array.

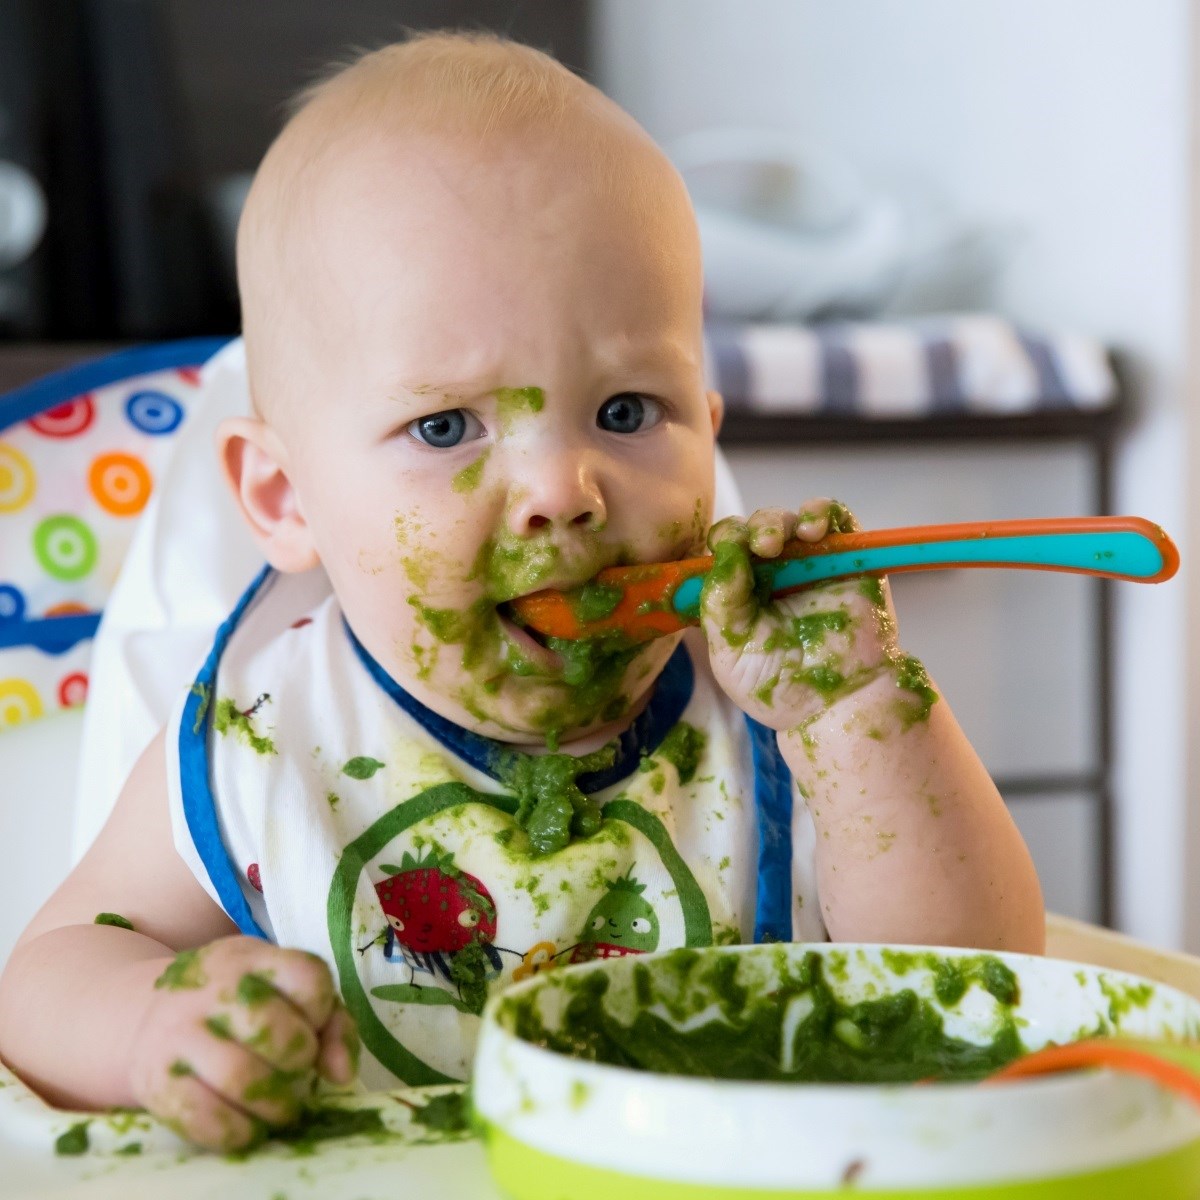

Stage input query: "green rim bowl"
[{"left": 473, "top": 942, "right": 1200, "bottom": 1198}]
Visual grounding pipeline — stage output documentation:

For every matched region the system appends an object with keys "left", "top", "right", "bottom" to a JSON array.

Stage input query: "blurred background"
[{"left": 0, "top": 0, "right": 1197, "bottom": 953}]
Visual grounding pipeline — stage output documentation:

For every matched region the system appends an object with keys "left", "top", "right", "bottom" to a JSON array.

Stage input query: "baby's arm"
[
  {"left": 701, "top": 502, "right": 1044, "bottom": 953},
  {"left": 0, "top": 729, "right": 358, "bottom": 1151}
]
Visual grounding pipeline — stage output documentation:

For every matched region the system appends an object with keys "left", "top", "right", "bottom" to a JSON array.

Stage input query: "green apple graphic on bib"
[{"left": 572, "top": 872, "right": 660, "bottom": 963}]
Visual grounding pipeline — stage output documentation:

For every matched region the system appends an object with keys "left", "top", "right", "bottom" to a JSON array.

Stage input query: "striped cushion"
[{"left": 704, "top": 315, "right": 1115, "bottom": 417}]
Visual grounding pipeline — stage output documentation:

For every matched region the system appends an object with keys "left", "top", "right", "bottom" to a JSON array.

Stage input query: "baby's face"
[{"left": 272, "top": 128, "right": 717, "bottom": 746}]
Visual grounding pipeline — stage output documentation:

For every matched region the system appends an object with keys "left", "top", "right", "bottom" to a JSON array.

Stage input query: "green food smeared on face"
[
  {"left": 54, "top": 1122, "right": 91, "bottom": 1156},
  {"left": 237, "top": 972, "right": 277, "bottom": 1007},
  {"left": 213, "top": 697, "right": 275, "bottom": 756},
  {"left": 494, "top": 386, "right": 545, "bottom": 428},
  {"left": 155, "top": 948, "right": 206, "bottom": 991},
  {"left": 645, "top": 721, "right": 707, "bottom": 785},
  {"left": 451, "top": 448, "right": 490, "bottom": 494},
  {"left": 497, "top": 742, "right": 616, "bottom": 856},
  {"left": 537, "top": 632, "right": 643, "bottom": 735},
  {"left": 473, "top": 533, "right": 562, "bottom": 602},
  {"left": 94, "top": 912, "right": 135, "bottom": 931},
  {"left": 571, "top": 580, "right": 624, "bottom": 623},
  {"left": 410, "top": 1090, "right": 472, "bottom": 1135},
  {"left": 498, "top": 948, "right": 1027, "bottom": 1084},
  {"left": 342, "top": 756, "right": 385, "bottom": 780},
  {"left": 168, "top": 1059, "right": 194, "bottom": 1078},
  {"left": 892, "top": 654, "right": 938, "bottom": 727}
]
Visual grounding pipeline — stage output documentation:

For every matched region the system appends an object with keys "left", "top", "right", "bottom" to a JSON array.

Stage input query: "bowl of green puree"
[{"left": 472, "top": 942, "right": 1200, "bottom": 1198}]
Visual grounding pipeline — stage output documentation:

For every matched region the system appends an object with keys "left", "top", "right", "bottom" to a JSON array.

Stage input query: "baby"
[{"left": 0, "top": 33, "right": 1043, "bottom": 1151}]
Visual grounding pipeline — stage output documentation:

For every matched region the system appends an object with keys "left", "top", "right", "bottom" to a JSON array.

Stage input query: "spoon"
[
  {"left": 508, "top": 516, "right": 1178, "bottom": 643},
  {"left": 986, "top": 1037, "right": 1200, "bottom": 1106}
]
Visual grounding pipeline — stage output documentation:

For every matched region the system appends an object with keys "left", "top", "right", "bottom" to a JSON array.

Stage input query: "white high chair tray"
[
  {"left": 4, "top": 917, "right": 1199, "bottom": 1197},
  {"left": 0, "top": 1075, "right": 500, "bottom": 1199}
]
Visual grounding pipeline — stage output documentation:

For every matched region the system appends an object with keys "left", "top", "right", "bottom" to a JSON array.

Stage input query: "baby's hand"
[
  {"left": 700, "top": 499, "right": 902, "bottom": 731},
  {"left": 128, "top": 937, "right": 359, "bottom": 1152}
]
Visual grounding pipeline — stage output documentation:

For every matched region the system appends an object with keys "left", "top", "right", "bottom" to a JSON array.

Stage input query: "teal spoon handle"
[{"left": 671, "top": 522, "right": 1175, "bottom": 619}]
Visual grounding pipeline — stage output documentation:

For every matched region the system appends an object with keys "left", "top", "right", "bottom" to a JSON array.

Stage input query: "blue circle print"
[
  {"left": 0, "top": 584, "right": 25, "bottom": 623},
  {"left": 125, "top": 390, "right": 184, "bottom": 436}
]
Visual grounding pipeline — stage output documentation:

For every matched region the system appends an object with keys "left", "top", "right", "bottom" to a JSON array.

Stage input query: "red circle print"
[
  {"left": 28, "top": 396, "right": 96, "bottom": 438},
  {"left": 58, "top": 672, "right": 88, "bottom": 707}
]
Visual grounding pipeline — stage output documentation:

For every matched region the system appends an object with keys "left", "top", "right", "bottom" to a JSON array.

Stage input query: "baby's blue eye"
[
  {"left": 597, "top": 393, "right": 661, "bottom": 434},
  {"left": 407, "top": 409, "right": 480, "bottom": 448}
]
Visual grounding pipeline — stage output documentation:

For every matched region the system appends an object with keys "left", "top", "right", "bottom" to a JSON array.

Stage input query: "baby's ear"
[
  {"left": 216, "top": 416, "right": 319, "bottom": 573},
  {"left": 707, "top": 389, "right": 725, "bottom": 437}
]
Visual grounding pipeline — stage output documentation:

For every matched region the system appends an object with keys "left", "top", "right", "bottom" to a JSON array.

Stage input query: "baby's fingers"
[
  {"left": 746, "top": 508, "right": 797, "bottom": 558},
  {"left": 180, "top": 1033, "right": 311, "bottom": 1127},
  {"left": 213, "top": 990, "right": 319, "bottom": 1071},
  {"left": 701, "top": 520, "right": 758, "bottom": 645},
  {"left": 794, "top": 498, "right": 859, "bottom": 543},
  {"left": 148, "top": 1070, "right": 265, "bottom": 1154},
  {"left": 317, "top": 1002, "right": 360, "bottom": 1086},
  {"left": 240, "top": 947, "right": 336, "bottom": 1031}
]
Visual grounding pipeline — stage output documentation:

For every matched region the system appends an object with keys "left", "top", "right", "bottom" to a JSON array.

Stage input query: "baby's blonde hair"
[
  {"left": 237, "top": 31, "right": 672, "bottom": 416},
  {"left": 288, "top": 31, "right": 587, "bottom": 136}
]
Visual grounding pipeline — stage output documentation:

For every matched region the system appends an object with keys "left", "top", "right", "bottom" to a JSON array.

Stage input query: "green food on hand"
[
  {"left": 154, "top": 948, "right": 206, "bottom": 991},
  {"left": 236, "top": 972, "right": 278, "bottom": 1007},
  {"left": 94, "top": 912, "right": 135, "bottom": 931}
]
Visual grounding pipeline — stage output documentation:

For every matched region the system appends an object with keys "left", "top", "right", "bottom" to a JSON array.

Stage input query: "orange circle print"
[{"left": 88, "top": 452, "right": 153, "bottom": 517}]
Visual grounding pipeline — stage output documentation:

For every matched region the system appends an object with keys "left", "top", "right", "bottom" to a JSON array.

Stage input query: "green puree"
[
  {"left": 496, "top": 741, "right": 618, "bottom": 856},
  {"left": 570, "top": 580, "right": 624, "bottom": 623},
  {"left": 499, "top": 948, "right": 1025, "bottom": 1084},
  {"left": 94, "top": 912, "right": 135, "bottom": 931}
]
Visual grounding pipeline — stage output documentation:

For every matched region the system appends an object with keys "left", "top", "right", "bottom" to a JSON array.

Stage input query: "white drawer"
[{"left": 723, "top": 443, "right": 1098, "bottom": 777}]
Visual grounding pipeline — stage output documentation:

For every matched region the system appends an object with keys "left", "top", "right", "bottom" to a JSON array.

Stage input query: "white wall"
[{"left": 595, "top": 0, "right": 1196, "bottom": 949}]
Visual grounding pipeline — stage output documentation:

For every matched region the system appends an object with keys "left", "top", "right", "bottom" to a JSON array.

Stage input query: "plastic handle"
[{"left": 671, "top": 518, "right": 1175, "bottom": 618}]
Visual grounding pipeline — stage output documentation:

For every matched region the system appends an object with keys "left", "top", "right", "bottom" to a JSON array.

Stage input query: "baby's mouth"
[{"left": 496, "top": 605, "right": 564, "bottom": 671}]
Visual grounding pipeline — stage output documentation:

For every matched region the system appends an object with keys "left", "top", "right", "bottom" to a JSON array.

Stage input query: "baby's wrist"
[{"left": 777, "top": 654, "right": 940, "bottom": 757}]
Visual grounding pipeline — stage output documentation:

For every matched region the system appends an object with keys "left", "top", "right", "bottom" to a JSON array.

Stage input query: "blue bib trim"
[
  {"left": 746, "top": 716, "right": 794, "bottom": 944},
  {"left": 178, "top": 565, "right": 273, "bottom": 940},
  {"left": 345, "top": 620, "right": 695, "bottom": 794}
]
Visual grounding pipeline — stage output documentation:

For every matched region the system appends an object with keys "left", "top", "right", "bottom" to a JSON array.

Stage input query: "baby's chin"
[{"left": 397, "top": 632, "right": 678, "bottom": 753}]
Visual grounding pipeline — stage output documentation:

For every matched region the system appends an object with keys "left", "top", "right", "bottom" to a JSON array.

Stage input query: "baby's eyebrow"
[{"left": 386, "top": 379, "right": 490, "bottom": 406}]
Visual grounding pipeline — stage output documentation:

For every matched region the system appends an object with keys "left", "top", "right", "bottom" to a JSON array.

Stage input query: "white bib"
[{"left": 167, "top": 569, "right": 825, "bottom": 1088}]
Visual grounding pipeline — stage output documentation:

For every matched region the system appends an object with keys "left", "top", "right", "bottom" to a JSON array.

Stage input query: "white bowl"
[{"left": 473, "top": 943, "right": 1200, "bottom": 1198}]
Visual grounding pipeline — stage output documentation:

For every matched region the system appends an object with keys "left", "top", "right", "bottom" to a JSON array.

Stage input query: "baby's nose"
[{"left": 506, "top": 461, "right": 606, "bottom": 535}]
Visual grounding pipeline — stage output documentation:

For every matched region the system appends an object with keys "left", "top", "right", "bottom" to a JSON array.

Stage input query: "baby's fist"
[
  {"left": 129, "top": 936, "right": 359, "bottom": 1152},
  {"left": 700, "top": 499, "right": 900, "bottom": 731}
]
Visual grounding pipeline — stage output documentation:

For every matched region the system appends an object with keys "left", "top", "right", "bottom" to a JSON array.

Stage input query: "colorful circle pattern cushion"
[{"left": 0, "top": 347, "right": 217, "bottom": 729}]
